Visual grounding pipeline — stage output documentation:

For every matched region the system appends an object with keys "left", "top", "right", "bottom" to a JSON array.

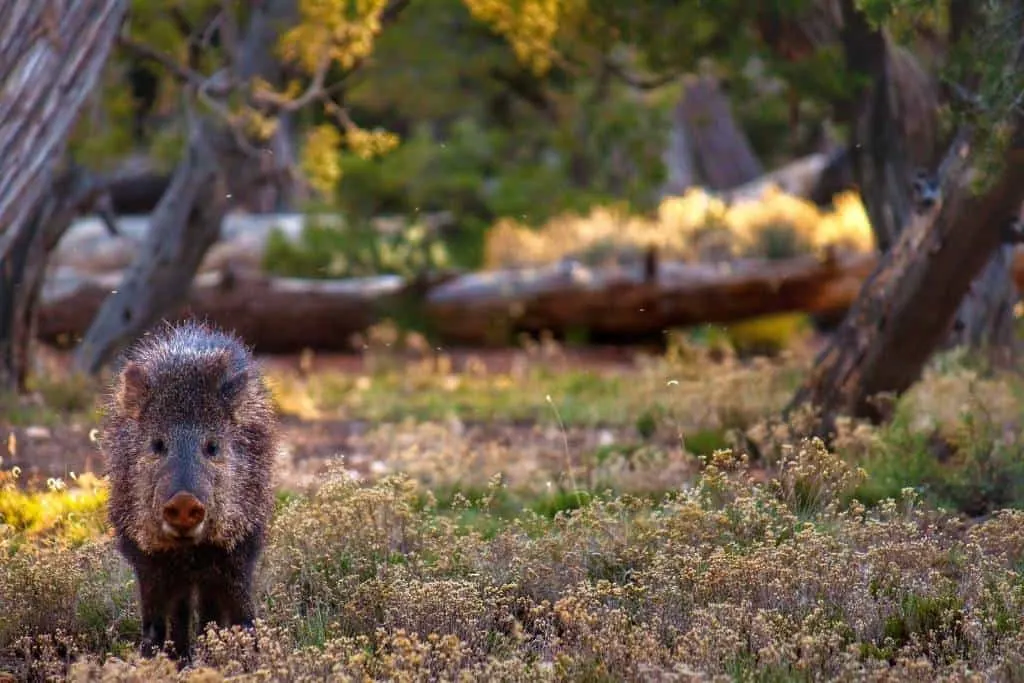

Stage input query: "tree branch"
[
  {"left": 117, "top": 35, "right": 223, "bottom": 91},
  {"left": 250, "top": 53, "right": 332, "bottom": 112},
  {"left": 603, "top": 58, "right": 681, "bottom": 90}
]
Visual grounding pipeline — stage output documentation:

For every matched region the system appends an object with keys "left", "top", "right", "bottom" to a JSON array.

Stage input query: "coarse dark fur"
[{"left": 100, "top": 320, "right": 278, "bottom": 661}]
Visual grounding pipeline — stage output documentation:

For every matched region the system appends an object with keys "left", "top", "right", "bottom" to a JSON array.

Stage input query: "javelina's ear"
[
  {"left": 117, "top": 362, "right": 150, "bottom": 420},
  {"left": 220, "top": 368, "right": 249, "bottom": 406},
  {"left": 209, "top": 350, "right": 248, "bottom": 406}
]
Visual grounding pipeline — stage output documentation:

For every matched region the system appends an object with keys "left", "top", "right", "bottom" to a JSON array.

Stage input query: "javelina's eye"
[
  {"left": 151, "top": 438, "right": 167, "bottom": 455},
  {"left": 204, "top": 440, "right": 220, "bottom": 458}
]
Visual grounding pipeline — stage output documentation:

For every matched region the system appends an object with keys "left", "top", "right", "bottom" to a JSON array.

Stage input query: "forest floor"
[{"left": 4, "top": 333, "right": 1024, "bottom": 681}]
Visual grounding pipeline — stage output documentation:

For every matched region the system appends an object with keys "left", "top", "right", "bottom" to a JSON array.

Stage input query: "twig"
[
  {"left": 321, "top": 96, "right": 357, "bottom": 131},
  {"left": 251, "top": 52, "right": 332, "bottom": 112},
  {"left": 604, "top": 58, "right": 681, "bottom": 90}
]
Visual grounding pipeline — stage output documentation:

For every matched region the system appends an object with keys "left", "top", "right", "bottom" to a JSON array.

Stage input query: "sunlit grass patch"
[
  {"left": 266, "top": 334, "right": 808, "bottom": 436},
  {"left": 0, "top": 470, "right": 108, "bottom": 546}
]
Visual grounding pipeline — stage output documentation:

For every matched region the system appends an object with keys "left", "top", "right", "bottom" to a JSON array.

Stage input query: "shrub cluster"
[{"left": 3, "top": 438, "right": 1024, "bottom": 681}]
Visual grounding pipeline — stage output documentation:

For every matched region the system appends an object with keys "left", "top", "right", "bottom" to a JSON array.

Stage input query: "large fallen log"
[
  {"left": 425, "top": 252, "right": 881, "bottom": 345},
  {"left": 37, "top": 266, "right": 441, "bottom": 353},
  {"left": 38, "top": 249, "right": 1024, "bottom": 351}
]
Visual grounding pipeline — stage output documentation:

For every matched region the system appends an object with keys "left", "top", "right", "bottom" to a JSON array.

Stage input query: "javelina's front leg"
[
  {"left": 167, "top": 592, "right": 194, "bottom": 662},
  {"left": 136, "top": 568, "right": 167, "bottom": 659}
]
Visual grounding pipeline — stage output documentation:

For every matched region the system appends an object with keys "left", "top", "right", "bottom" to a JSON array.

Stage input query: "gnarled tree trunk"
[
  {"left": 787, "top": 127, "right": 1024, "bottom": 433},
  {"left": 72, "top": 0, "right": 296, "bottom": 375},
  {"left": 73, "top": 122, "right": 229, "bottom": 374},
  {"left": 0, "top": 0, "right": 127, "bottom": 391},
  {"left": 948, "top": 244, "right": 1019, "bottom": 367}
]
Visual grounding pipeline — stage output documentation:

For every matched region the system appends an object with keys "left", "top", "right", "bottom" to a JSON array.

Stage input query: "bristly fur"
[{"left": 100, "top": 319, "right": 279, "bottom": 660}]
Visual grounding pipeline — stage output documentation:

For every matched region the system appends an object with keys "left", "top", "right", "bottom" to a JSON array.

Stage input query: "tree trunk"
[
  {"left": 786, "top": 128, "right": 1024, "bottom": 434},
  {"left": 72, "top": 0, "right": 302, "bottom": 374},
  {"left": 72, "top": 122, "right": 229, "bottom": 374},
  {"left": 757, "top": 0, "right": 1020, "bottom": 372},
  {"left": 7, "top": 167, "right": 111, "bottom": 389},
  {"left": 0, "top": 0, "right": 127, "bottom": 391},
  {"left": 949, "top": 244, "right": 1019, "bottom": 367},
  {"left": 659, "top": 91, "right": 699, "bottom": 198},
  {"left": 677, "top": 75, "right": 764, "bottom": 190},
  {"left": 835, "top": 0, "right": 1019, "bottom": 370},
  {"left": 835, "top": 7, "right": 915, "bottom": 252}
]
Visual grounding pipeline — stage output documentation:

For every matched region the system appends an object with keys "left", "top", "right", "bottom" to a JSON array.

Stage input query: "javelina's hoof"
[{"left": 139, "top": 639, "right": 159, "bottom": 659}]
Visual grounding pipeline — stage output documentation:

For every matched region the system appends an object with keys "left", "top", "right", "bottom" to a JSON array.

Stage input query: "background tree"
[
  {"left": 0, "top": 0, "right": 127, "bottom": 392},
  {"left": 71, "top": 0, "right": 408, "bottom": 374},
  {"left": 785, "top": 0, "right": 1024, "bottom": 434}
]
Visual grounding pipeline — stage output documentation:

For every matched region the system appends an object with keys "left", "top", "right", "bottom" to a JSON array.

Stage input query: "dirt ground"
[{"left": 2, "top": 345, "right": 675, "bottom": 491}]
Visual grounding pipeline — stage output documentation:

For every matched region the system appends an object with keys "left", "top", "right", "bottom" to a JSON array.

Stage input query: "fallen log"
[
  {"left": 424, "top": 251, "right": 882, "bottom": 345},
  {"left": 38, "top": 248, "right": 1024, "bottom": 351},
  {"left": 37, "top": 266, "right": 445, "bottom": 353}
]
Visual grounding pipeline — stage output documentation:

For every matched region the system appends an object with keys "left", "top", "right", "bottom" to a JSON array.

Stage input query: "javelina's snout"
[{"left": 162, "top": 491, "right": 206, "bottom": 537}]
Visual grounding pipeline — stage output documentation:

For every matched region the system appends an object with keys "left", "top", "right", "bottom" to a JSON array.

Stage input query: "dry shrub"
[
  {"left": 4, "top": 438, "right": 1024, "bottom": 681},
  {"left": 483, "top": 185, "right": 874, "bottom": 269}
]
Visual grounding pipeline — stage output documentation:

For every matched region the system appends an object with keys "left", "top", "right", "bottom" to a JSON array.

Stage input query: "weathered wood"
[
  {"left": 0, "top": 0, "right": 127, "bottom": 390},
  {"left": 40, "top": 254, "right": 874, "bottom": 350},
  {"left": 40, "top": 267, "right": 435, "bottom": 353},
  {"left": 71, "top": 0, "right": 295, "bottom": 375},
  {"left": 72, "top": 121, "right": 229, "bottom": 374},
  {"left": 424, "top": 252, "right": 879, "bottom": 345},
  {"left": 0, "top": 0, "right": 127, "bottom": 242},
  {"left": 949, "top": 244, "right": 1019, "bottom": 367},
  {"left": 37, "top": 245, "right": 1024, "bottom": 352}
]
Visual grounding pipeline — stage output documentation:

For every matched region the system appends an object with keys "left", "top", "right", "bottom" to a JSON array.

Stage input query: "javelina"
[{"left": 100, "top": 321, "right": 278, "bottom": 660}]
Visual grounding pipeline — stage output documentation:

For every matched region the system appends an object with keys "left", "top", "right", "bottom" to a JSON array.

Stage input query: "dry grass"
[
  {"left": 4, "top": 338, "right": 1024, "bottom": 680},
  {"left": 483, "top": 185, "right": 874, "bottom": 269},
  {"left": 4, "top": 441, "right": 1024, "bottom": 681}
]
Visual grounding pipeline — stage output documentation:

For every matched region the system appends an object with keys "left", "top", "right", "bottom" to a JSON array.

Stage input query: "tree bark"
[
  {"left": 833, "top": 0, "right": 1019, "bottom": 371},
  {"left": 676, "top": 75, "right": 764, "bottom": 190},
  {"left": 7, "top": 167, "right": 112, "bottom": 389},
  {"left": 659, "top": 91, "right": 699, "bottom": 198},
  {"left": 0, "top": 0, "right": 127, "bottom": 390},
  {"left": 834, "top": 3, "right": 915, "bottom": 253},
  {"left": 949, "top": 244, "right": 1019, "bottom": 366},
  {"left": 43, "top": 267, "right": 427, "bottom": 353},
  {"left": 40, "top": 252, "right": 876, "bottom": 349},
  {"left": 787, "top": 127, "right": 1024, "bottom": 434}
]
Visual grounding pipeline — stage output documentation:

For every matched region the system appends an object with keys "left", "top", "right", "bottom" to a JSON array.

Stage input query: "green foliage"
[
  {"left": 262, "top": 215, "right": 451, "bottom": 279},
  {"left": 329, "top": 117, "right": 653, "bottom": 270}
]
